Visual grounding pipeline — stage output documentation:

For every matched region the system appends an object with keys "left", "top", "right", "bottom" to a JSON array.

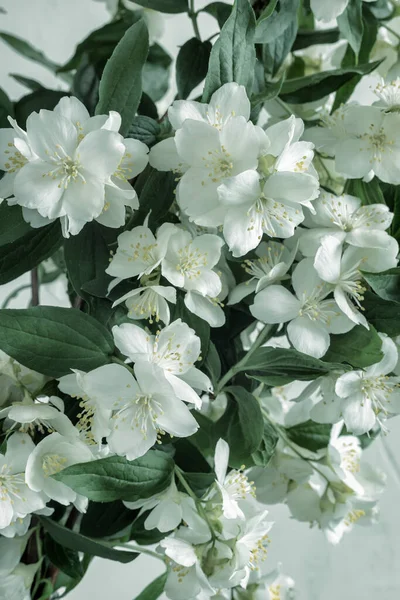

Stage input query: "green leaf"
[
  {"left": 133, "top": 572, "right": 168, "bottom": 600},
  {"left": 244, "top": 347, "right": 347, "bottom": 386},
  {"left": 362, "top": 268, "right": 400, "bottom": 303},
  {"left": 250, "top": 421, "right": 278, "bottom": 467},
  {"left": 202, "top": 0, "right": 256, "bottom": 103},
  {"left": 344, "top": 177, "right": 385, "bottom": 206},
  {"left": 72, "top": 56, "right": 100, "bottom": 115},
  {"left": 64, "top": 222, "right": 110, "bottom": 303},
  {"left": 9, "top": 74, "right": 44, "bottom": 91},
  {"left": 324, "top": 324, "right": 383, "bottom": 369},
  {"left": 337, "top": 0, "right": 363, "bottom": 57},
  {"left": 14, "top": 90, "right": 68, "bottom": 128},
  {"left": 0, "top": 204, "right": 31, "bottom": 246},
  {"left": 53, "top": 450, "right": 174, "bottom": 502},
  {"left": 259, "top": 0, "right": 300, "bottom": 77},
  {"left": 203, "top": 341, "right": 221, "bottom": 388},
  {"left": 39, "top": 517, "right": 138, "bottom": 563},
  {"left": 279, "top": 60, "right": 381, "bottom": 104},
  {"left": 143, "top": 44, "right": 172, "bottom": 102},
  {"left": 80, "top": 501, "right": 136, "bottom": 539},
  {"left": 0, "top": 87, "right": 13, "bottom": 127},
  {"left": 44, "top": 536, "right": 83, "bottom": 579},
  {"left": 176, "top": 38, "right": 212, "bottom": 99},
  {"left": 0, "top": 221, "right": 63, "bottom": 285},
  {"left": 217, "top": 386, "right": 264, "bottom": 467},
  {"left": 292, "top": 28, "right": 340, "bottom": 51},
  {"left": 362, "top": 291, "right": 400, "bottom": 336},
  {"left": 201, "top": 2, "right": 233, "bottom": 28},
  {"left": 96, "top": 19, "right": 149, "bottom": 136},
  {"left": 0, "top": 306, "right": 114, "bottom": 377},
  {"left": 0, "top": 31, "right": 60, "bottom": 72},
  {"left": 183, "top": 472, "right": 215, "bottom": 497},
  {"left": 134, "top": 165, "right": 176, "bottom": 227},
  {"left": 132, "top": 0, "right": 188, "bottom": 12},
  {"left": 251, "top": 77, "right": 284, "bottom": 108},
  {"left": 286, "top": 421, "right": 332, "bottom": 452},
  {"left": 128, "top": 115, "right": 160, "bottom": 146}
]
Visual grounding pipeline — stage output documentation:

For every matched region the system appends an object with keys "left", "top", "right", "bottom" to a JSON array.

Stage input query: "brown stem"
[{"left": 31, "top": 268, "right": 40, "bottom": 306}]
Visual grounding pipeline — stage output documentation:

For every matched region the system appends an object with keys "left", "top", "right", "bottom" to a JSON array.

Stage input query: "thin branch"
[{"left": 30, "top": 268, "right": 40, "bottom": 306}]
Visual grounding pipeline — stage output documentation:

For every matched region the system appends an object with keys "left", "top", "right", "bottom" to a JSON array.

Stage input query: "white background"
[{"left": 0, "top": 1, "right": 400, "bottom": 597}]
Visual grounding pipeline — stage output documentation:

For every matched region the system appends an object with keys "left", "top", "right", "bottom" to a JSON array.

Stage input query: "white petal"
[
  {"left": 250, "top": 286, "right": 301, "bottom": 324},
  {"left": 218, "top": 170, "right": 261, "bottom": 206},
  {"left": 214, "top": 438, "right": 229, "bottom": 484},
  {"left": 209, "top": 83, "right": 251, "bottom": 123},
  {"left": 288, "top": 316, "right": 330, "bottom": 359},
  {"left": 342, "top": 395, "right": 376, "bottom": 435},
  {"left": 112, "top": 323, "right": 153, "bottom": 362},
  {"left": 184, "top": 292, "right": 225, "bottom": 327},
  {"left": 168, "top": 100, "right": 208, "bottom": 130},
  {"left": 314, "top": 235, "right": 343, "bottom": 283},
  {"left": 149, "top": 137, "right": 184, "bottom": 172}
]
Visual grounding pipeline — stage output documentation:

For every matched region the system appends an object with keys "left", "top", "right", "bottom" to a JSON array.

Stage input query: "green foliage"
[
  {"left": 143, "top": 44, "right": 172, "bottom": 102},
  {"left": 292, "top": 28, "right": 340, "bottom": 51},
  {"left": 0, "top": 307, "right": 114, "bottom": 377},
  {"left": 80, "top": 501, "right": 137, "bottom": 538},
  {"left": 201, "top": 2, "right": 233, "bottom": 27},
  {"left": 14, "top": 90, "right": 68, "bottom": 128},
  {"left": 250, "top": 421, "right": 278, "bottom": 467},
  {"left": 128, "top": 115, "right": 161, "bottom": 146},
  {"left": 134, "top": 166, "right": 176, "bottom": 228},
  {"left": 362, "top": 268, "right": 400, "bottom": 303},
  {"left": 132, "top": 0, "right": 188, "bottom": 12},
  {"left": 337, "top": 0, "right": 363, "bottom": 56},
  {"left": 96, "top": 19, "right": 149, "bottom": 136},
  {"left": 286, "top": 421, "right": 332, "bottom": 452},
  {"left": 40, "top": 517, "right": 139, "bottom": 563},
  {"left": 324, "top": 324, "right": 383, "bottom": 369},
  {"left": 133, "top": 572, "right": 168, "bottom": 600},
  {"left": 53, "top": 450, "right": 174, "bottom": 502},
  {"left": 243, "top": 347, "right": 348, "bottom": 386},
  {"left": 44, "top": 536, "right": 84, "bottom": 579},
  {"left": 0, "top": 31, "right": 60, "bottom": 72},
  {"left": 203, "top": 0, "right": 256, "bottom": 102},
  {"left": 0, "top": 87, "right": 14, "bottom": 127},
  {"left": 0, "top": 221, "right": 62, "bottom": 285},
  {"left": 362, "top": 291, "right": 400, "bottom": 336},
  {"left": 344, "top": 177, "right": 385, "bottom": 206},
  {"left": 258, "top": 0, "right": 300, "bottom": 78},
  {"left": 176, "top": 38, "right": 212, "bottom": 99},
  {"left": 0, "top": 204, "right": 32, "bottom": 246}
]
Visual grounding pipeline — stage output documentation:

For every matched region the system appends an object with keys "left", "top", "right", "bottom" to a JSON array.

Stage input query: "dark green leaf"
[
  {"left": 0, "top": 204, "right": 31, "bottom": 246},
  {"left": 72, "top": 55, "right": 100, "bottom": 115},
  {"left": 138, "top": 92, "right": 158, "bottom": 119},
  {"left": 203, "top": 340, "right": 221, "bottom": 387},
  {"left": 244, "top": 347, "right": 347, "bottom": 386},
  {"left": 362, "top": 268, "right": 400, "bottom": 303},
  {"left": 250, "top": 421, "right": 278, "bottom": 467},
  {"left": 280, "top": 60, "right": 381, "bottom": 104},
  {"left": 286, "top": 421, "right": 332, "bottom": 452},
  {"left": 40, "top": 517, "right": 138, "bottom": 563},
  {"left": 133, "top": 572, "right": 168, "bottom": 600},
  {"left": 217, "top": 386, "right": 263, "bottom": 467},
  {"left": 176, "top": 38, "right": 212, "bottom": 99},
  {"left": 0, "top": 31, "right": 59, "bottom": 72},
  {"left": 201, "top": 2, "right": 233, "bottom": 28},
  {"left": 344, "top": 177, "right": 385, "bottom": 206},
  {"left": 292, "top": 28, "right": 340, "bottom": 51},
  {"left": 64, "top": 222, "right": 110, "bottom": 303},
  {"left": 0, "top": 306, "right": 114, "bottom": 377},
  {"left": 251, "top": 77, "right": 284, "bottom": 108},
  {"left": 53, "top": 450, "right": 174, "bottom": 502},
  {"left": 44, "top": 536, "right": 83, "bottom": 579},
  {"left": 0, "top": 221, "right": 62, "bottom": 284},
  {"left": 134, "top": 165, "right": 176, "bottom": 226},
  {"left": 337, "top": 0, "right": 363, "bottom": 57},
  {"left": 183, "top": 472, "right": 215, "bottom": 497},
  {"left": 362, "top": 291, "right": 400, "bottom": 336},
  {"left": 259, "top": 0, "right": 300, "bottom": 77},
  {"left": 14, "top": 90, "right": 68, "bottom": 128},
  {"left": 128, "top": 115, "right": 160, "bottom": 146},
  {"left": 96, "top": 19, "right": 149, "bottom": 136},
  {"left": 80, "top": 501, "right": 136, "bottom": 538},
  {"left": 132, "top": 0, "right": 188, "bottom": 12},
  {"left": 142, "top": 44, "right": 172, "bottom": 102},
  {"left": 9, "top": 74, "right": 44, "bottom": 92},
  {"left": 203, "top": 0, "right": 256, "bottom": 103},
  {"left": 0, "top": 87, "right": 13, "bottom": 127},
  {"left": 324, "top": 324, "right": 383, "bottom": 368}
]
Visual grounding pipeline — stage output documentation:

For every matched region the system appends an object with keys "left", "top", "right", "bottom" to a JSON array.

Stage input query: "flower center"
[
  {"left": 361, "top": 375, "right": 400, "bottom": 415},
  {"left": 343, "top": 509, "right": 365, "bottom": 526},
  {"left": 202, "top": 146, "right": 233, "bottom": 182},
  {"left": 176, "top": 244, "right": 208, "bottom": 279},
  {"left": 114, "top": 151, "right": 134, "bottom": 181},
  {"left": 258, "top": 154, "right": 276, "bottom": 176},
  {"left": 3, "top": 143, "right": 28, "bottom": 173},
  {"left": 361, "top": 125, "right": 394, "bottom": 159},
  {"left": 126, "top": 288, "right": 161, "bottom": 323},
  {"left": 248, "top": 533, "right": 270, "bottom": 571},
  {"left": 42, "top": 453, "right": 68, "bottom": 477},
  {"left": 44, "top": 145, "right": 86, "bottom": 189},
  {"left": 114, "top": 393, "right": 164, "bottom": 439},
  {"left": 224, "top": 469, "right": 256, "bottom": 500},
  {"left": 269, "top": 584, "right": 282, "bottom": 600},
  {"left": 0, "top": 465, "right": 25, "bottom": 502}
]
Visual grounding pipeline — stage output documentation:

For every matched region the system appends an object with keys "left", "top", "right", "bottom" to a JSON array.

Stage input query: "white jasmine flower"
[
  {"left": 335, "top": 334, "right": 400, "bottom": 434},
  {"left": 0, "top": 396, "right": 77, "bottom": 437},
  {"left": 101, "top": 362, "right": 198, "bottom": 460},
  {"left": 25, "top": 432, "right": 93, "bottom": 510},
  {"left": 113, "top": 284, "right": 177, "bottom": 325},
  {"left": 232, "top": 511, "right": 273, "bottom": 588},
  {"left": 112, "top": 319, "right": 212, "bottom": 408},
  {"left": 333, "top": 105, "right": 400, "bottom": 184},
  {"left": 124, "top": 479, "right": 188, "bottom": 532},
  {"left": 293, "top": 374, "right": 344, "bottom": 424},
  {"left": 260, "top": 566, "right": 296, "bottom": 600},
  {"left": 106, "top": 223, "right": 175, "bottom": 280},
  {"left": 213, "top": 438, "right": 256, "bottom": 520},
  {"left": 310, "top": 0, "right": 374, "bottom": 23},
  {"left": 314, "top": 235, "right": 399, "bottom": 327},
  {"left": 251, "top": 258, "right": 354, "bottom": 358},
  {"left": 299, "top": 191, "right": 394, "bottom": 256},
  {"left": 0, "top": 534, "right": 39, "bottom": 600},
  {"left": 0, "top": 433, "right": 46, "bottom": 530},
  {"left": 228, "top": 241, "right": 296, "bottom": 305},
  {"left": 373, "top": 78, "right": 400, "bottom": 110},
  {"left": 184, "top": 290, "right": 226, "bottom": 328}
]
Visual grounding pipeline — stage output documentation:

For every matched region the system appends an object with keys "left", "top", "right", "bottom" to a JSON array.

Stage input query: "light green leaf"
[
  {"left": 0, "top": 221, "right": 62, "bottom": 285},
  {"left": 362, "top": 268, "right": 400, "bottom": 303},
  {"left": 176, "top": 38, "right": 212, "bottom": 99},
  {"left": 39, "top": 517, "right": 138, "bottom": 563},
  {"left": 53, "top": 451, "right": 174, "bottom": 502},
  {"left": 133, "top": 572, "right": 168, "bottom": 600},
  {"left": 0, "top": 306, "right": 114, "bottom": 377},
  {"left": 286, "top": 421, "right": 332, "bottom": 452},
  {"left": 250, "top": 421, "right": 278, "bottom": 467},
  {"left": 9, "top": 74, "right": 44, "bottom": 91},
  {"left": 259, "top": 0, "right": 300, "bottom": 77},
  {"left": 324, "top": 324, "right": 383, "bottom": 369},
  {"left": 202, "top": 0, "right": 256, "bottom": 103},
  {"left": 96, "top": 19, "right": 149, "bottom": 136},
  {"left": 344, "top": 177, "right": 385, "bottom": 206},
  {"left": 337, "top": 0, "right": 363, "bottom": 57}
]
